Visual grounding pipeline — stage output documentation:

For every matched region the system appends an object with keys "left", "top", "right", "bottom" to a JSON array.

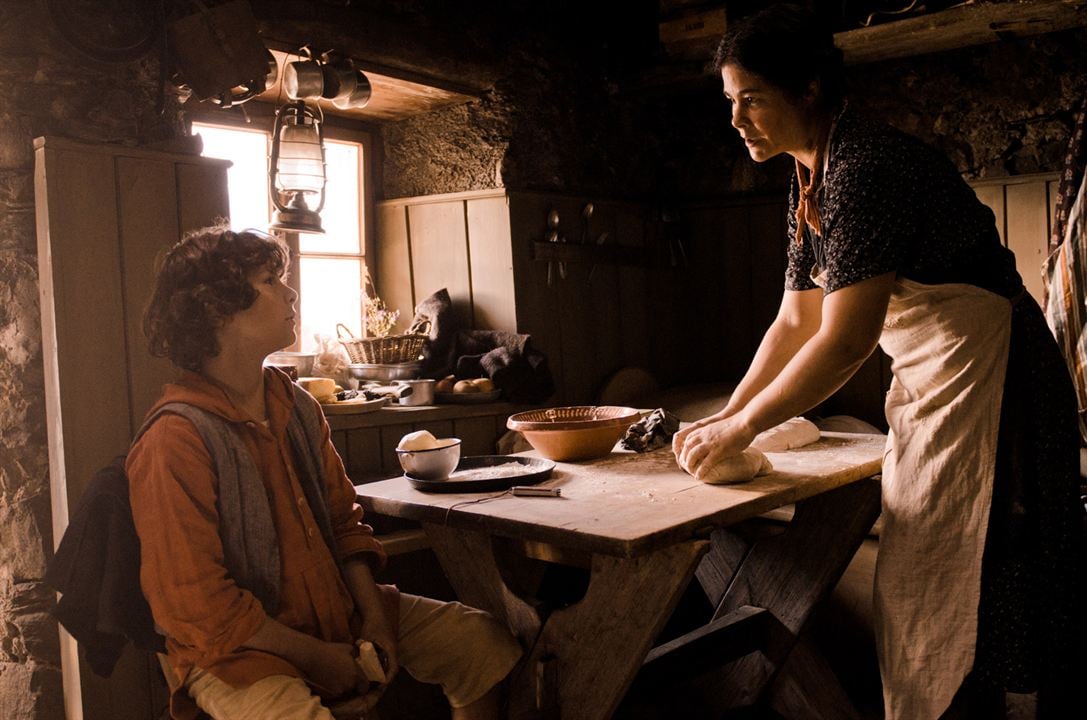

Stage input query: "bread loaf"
[{"left": 298, "top": 376, "right": 336, "bottom": 402}]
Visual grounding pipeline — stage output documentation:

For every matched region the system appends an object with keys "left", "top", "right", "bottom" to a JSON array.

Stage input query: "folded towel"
[{"left": 621, "top": 408, "right": 679, "bottom": 452}]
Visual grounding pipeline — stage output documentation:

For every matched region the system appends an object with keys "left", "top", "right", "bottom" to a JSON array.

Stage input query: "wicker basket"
[{"left": 337, "top": 321, "right": 430, "bottom": 365}]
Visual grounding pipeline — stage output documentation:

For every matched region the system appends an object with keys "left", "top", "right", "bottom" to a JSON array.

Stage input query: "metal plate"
[
  {"left": 405, "top": 455, "right": 555, "bottom": 493},
  {"left": 319, "top": 396, "right": 389, "bottom": 415}
]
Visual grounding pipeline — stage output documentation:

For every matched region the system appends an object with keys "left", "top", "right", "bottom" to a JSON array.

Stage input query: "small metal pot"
[
  {"left": 396, "top": 379, "right": 436, "bottom": 406},
  {"left": 331, "top": 69, "right": 371, "bottom": 109},
  {"left": 283, "top": 59, "right": 324, "bottom": 100}
]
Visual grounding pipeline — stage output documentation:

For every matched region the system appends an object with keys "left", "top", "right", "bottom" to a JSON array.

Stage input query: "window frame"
[{"left": 187, "top": 103, "right": 379, "bottom": 351}]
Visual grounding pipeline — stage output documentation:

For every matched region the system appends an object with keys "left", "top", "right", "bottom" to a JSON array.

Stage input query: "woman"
[
  {"left": 128, "top": 225, "right": 521, "bottom": 720},
  {"left": 673, "top": 5, "right": 1083, "bottom": 718}
]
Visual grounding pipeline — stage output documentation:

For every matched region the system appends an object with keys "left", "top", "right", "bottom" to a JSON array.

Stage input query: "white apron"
[{"left": 875, "top": 278, "right": 1012, "bottom": 720}]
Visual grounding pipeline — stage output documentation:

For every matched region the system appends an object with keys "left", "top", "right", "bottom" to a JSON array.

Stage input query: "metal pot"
[
  {"left": 283, "top": 59, "right": 324, "bottom": 100},
  {"left": 331, "top": 69, "right": 371, "bottom": 109},
  {"left": 396, "top": 379, "right": 436, "bottom": 406},
  {"left": 348, "top": 361, "right": 422, "bottom": 382}
]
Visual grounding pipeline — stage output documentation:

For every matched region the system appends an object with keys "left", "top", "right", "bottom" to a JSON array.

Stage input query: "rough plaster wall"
[
  {"left": 0, "top": 1, "right": 181, "bottom": 717},
  {"left": 383, "top": 27, "right": 1087, "bottom": 201}
]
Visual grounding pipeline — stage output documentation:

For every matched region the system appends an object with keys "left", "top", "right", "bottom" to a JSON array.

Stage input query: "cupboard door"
[{"left": 36, "top": 137, "right": 229, "bottom": 720}]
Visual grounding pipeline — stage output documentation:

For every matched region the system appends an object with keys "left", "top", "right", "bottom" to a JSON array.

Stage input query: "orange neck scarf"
[{"left": 794, "top": 148, "right": 824, "bottom": 244}]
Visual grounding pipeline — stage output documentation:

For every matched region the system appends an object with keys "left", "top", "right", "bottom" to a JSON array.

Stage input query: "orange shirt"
[{"left": 127, "top": 369, "right": 387, "bottom": 707}]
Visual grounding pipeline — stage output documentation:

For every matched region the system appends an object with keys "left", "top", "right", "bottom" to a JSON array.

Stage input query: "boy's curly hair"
[{"left": 144, "top": 224, "right": 289, "bottom": 371}]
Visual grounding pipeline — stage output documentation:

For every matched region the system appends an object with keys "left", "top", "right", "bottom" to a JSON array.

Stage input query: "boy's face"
[{"left": 220, "top": 264, "right": 297, "bottom": 357}]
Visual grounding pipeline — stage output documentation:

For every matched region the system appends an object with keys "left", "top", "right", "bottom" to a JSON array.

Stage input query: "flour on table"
[{"left": 449, "top": 462, "right": 529, "bottom": 482}]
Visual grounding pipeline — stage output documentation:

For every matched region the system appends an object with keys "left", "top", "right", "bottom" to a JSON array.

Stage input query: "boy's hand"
[{"left": 303, "top": 639, "right": 366, "bottom": 699}]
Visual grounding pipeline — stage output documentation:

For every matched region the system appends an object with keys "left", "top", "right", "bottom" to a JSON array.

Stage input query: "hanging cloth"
[{"left": 1043, "top": 96, "right": 1087, "bottom": 441}]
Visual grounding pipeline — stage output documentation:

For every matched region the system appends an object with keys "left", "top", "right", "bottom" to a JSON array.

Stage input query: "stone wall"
[
  {"left": 382, "top": 25, "right": 1087, "bottom": 200},
  {"left": 0, "top": 1, "right": 181, "bottom": 717}
]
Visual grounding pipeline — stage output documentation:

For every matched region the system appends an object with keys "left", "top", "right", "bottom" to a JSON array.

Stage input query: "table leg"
[
  {"left": 687, "top": 477, "right": 881, "bottom": 714},
  {"left": 423, "top": 523, "right": 707, "bottom": 720}
]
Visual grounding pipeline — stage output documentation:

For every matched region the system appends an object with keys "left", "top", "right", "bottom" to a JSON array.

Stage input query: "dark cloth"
[
  {"left": 786, "top": 106, "right": 1022, "bottom": 298},
  {"left": 412, "top": 287, "right": 555, "bottom": 403},
  {"left": 621, "top": 409, "right": 679, "bottom": 453},
  {"left": 974, "top": 293, "right": 1086, "bottom": 702},
  {"left": 45, "top": 457, "right": 165, "bottom": 677},
  {"left": 454, "top": 330, "right": 554, "bottom": 404},
  {"left": 412, "top": 288, "right": 459, "bottom": 377}
]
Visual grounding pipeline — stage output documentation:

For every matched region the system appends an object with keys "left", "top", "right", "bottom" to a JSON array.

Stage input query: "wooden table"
[{"left": 355, "top": 432, "right": 884, "bottom": 719}]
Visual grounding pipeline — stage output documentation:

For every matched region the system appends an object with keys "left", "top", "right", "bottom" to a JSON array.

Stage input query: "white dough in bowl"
[
  {"left": 750, "top": 417, "right": 820, "bottom": 453},
  {"left": 397, "top": 430, "right": 440, "bottom": 451}
]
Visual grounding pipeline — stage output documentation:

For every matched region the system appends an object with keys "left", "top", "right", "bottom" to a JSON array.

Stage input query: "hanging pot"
[
  {"left": 331, "top": 69, "right": 372, "bottom": 110},
  {"left": 284, "top": 58, "right": 325, "bottom": 100}
]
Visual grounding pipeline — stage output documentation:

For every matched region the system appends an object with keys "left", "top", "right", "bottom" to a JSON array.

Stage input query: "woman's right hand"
[
  {"left": 673, "top": 409, "right": 733, "bottom": 457},
  {"left": 303, "top": 639, "right": 367, "bottom": 699}
]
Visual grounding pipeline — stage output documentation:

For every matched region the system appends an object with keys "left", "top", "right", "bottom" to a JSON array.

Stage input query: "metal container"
[
  {"left": 347, "top": 361, "right": 422, "bottom": 382},
  {"left": 396, "top": 379, "right": 436, "bottom": 406},
  {"left": 265, "top": 351, "right": 316, "bottom": 376}
]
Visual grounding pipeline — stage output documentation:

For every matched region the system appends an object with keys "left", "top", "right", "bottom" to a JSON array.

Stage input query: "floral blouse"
[{"left": 785, "top": 107, "right": 1023, "bottom": 298}]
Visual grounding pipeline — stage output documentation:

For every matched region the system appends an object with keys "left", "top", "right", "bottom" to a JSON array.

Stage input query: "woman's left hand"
[{"left": 676, "top": 415, "right": 757, "bottom": 476}]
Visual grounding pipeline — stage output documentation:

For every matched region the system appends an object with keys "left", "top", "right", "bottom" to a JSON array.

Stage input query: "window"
[{"left": 192, "top": 120, "right": 368, "bottom": 353}]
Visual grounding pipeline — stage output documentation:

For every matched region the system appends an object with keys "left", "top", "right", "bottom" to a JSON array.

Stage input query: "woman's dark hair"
[
  {"left": 713, "top": 3, "right": 845, "bottom": 111},
  {"left": 144, "top": 224, "right": 289, "bottom": 371}
]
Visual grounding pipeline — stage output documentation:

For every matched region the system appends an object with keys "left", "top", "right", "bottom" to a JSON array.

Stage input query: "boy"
[{"left": 128, "top": 225, "right": 521, "bottom": 720}]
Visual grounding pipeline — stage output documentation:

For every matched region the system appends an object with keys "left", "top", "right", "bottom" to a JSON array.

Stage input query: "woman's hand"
[
  {"left": 673, "top": 408, "right": 734, "bottom": 458},
  {"left": 675, "top": 415, "right": 757, "bottom": 477}
]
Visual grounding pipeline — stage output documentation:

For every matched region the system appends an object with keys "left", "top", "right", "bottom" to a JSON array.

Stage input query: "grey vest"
[{"left": 134, "top": 384, "right": 336, "bottom": 615}]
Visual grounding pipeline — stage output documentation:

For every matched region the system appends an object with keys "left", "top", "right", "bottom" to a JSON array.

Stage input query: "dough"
[
  {"left": 397, "top": 430, "right": 440, "bottom": 451},
  {"left": 750, "top": 417, "right": 820, "bottom": 453},
  {"left": 694, "top": 448, "right": 773, "bottom": 485}
]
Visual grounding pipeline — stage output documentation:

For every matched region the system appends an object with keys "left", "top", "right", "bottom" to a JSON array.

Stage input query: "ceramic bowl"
[
  {"left": 506, "top": 406, "right": 641, "bottom": 462},
  {"left": 396, "top": 439, "right": 462, "bottom": 480}
]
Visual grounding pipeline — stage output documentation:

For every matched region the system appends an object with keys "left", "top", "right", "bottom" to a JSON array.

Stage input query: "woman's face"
[{"left": 721, "top": 64, "right": 814, "bottom": 164}]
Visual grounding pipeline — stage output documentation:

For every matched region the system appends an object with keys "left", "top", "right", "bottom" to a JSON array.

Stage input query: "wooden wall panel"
[
  {"left": 747, "top": 202, "right": 787, "bottom": 347},
  {"left": 585, "top": 203, "right": 623, "bottom": 396},
  {"left": 454, "top": 415, "right": 500, "bottom": 455},
  {"left": 345, "top": 427, "right": 383, "bottom": 481},
  {"left": 35, "top": 137, "right": 230, "bottom": 720},
  {"left": 615, "top": 205, "right": 651, "bottom": 371},
  {"left": 466, "top": 195, "right": 517, "bottom": 331},
  {"left": 972, "top": 184, "right": 1006, "bottom": 245},
  {"left": 375, "top": 203, "right": 416, "bottom": 334},
  {"left": 408, "top": 201, "right": 473, "bottom": 329},
  {"left": 116, "top": 158, "right": 182, "bottom": 431},
  {"left": 1005, "top": 180, "right": 1050, "bottom": 304},
  {"left": 508, "top": 192, "right": 565, "bottom": 402}
]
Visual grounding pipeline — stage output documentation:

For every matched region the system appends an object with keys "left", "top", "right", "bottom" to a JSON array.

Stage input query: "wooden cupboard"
[{"left": 35, "top": 136, "right": 230, "bottom": 720}]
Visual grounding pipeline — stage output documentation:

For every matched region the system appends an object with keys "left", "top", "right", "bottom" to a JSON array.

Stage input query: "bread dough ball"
[
  {"left": 471, "top": 378, "right": 497, "bottom": 395},
  {"left": 453, "top": 380, "right": 479, "bottom": 393},
  {"left": 691, "top": 448, "right": 774, "bottom": 485},
  {"left": 397, "top": 430, "right": 440, "bottom": 451},
  {"left": 750, "top": 417, "right": 820, "bottom": 453}
]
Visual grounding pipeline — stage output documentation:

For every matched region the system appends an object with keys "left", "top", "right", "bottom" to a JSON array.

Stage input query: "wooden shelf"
[
  {"left": 643, "top": 0, "right": 1087, "bottom": 87},
  {"left": 836, "top": 0, "right": 1087, "bottom": 64}
]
